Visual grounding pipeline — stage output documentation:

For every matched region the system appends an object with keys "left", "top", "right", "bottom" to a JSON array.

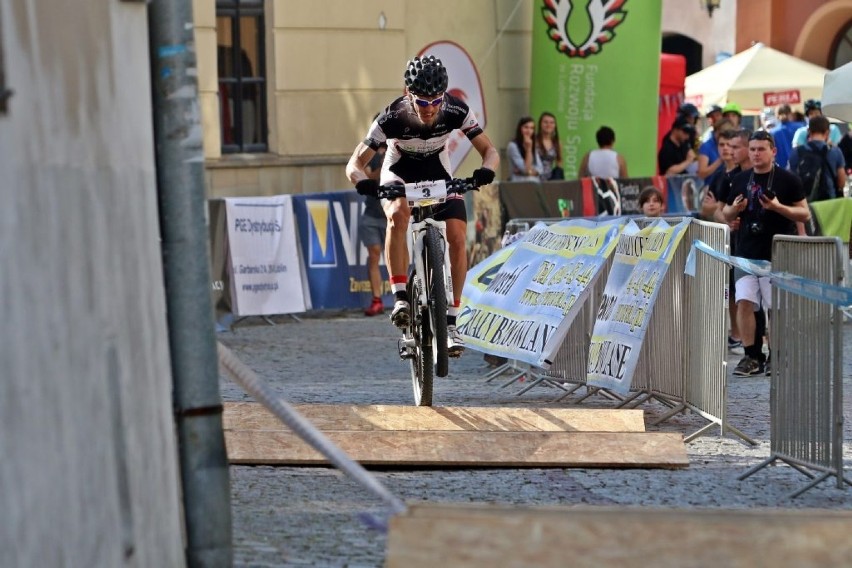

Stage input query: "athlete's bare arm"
[
  {"left": 471, "top": 133, "right": 500, "bottom": 174},
  {"left": 346, "top": 142, "right": 377, "bottom": 185}
]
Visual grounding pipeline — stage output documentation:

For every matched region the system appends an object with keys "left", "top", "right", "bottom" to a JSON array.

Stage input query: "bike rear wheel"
[
  {"left": 407, "top": 269, "right": 433, "bottom": 406},
  {"left": 424, "top": 225, "right": 449, "bottom": 377}
]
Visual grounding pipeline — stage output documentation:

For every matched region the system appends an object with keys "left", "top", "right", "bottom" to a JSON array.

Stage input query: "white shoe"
[
  {"left": 390, "top": 300, "right": 410, "bottom": 328},
  {"left": 447, "top": 325, "right": 465, "bottom": 357}
]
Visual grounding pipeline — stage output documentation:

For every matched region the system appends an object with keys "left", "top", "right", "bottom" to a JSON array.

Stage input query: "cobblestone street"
[{"left": 219, "top": 311, "right": 852, "bottom": 567}]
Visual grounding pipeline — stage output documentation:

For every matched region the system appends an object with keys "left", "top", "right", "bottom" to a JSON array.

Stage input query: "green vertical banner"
[{"left": 532, "top": 1, "right": 662, "bottom": 179}]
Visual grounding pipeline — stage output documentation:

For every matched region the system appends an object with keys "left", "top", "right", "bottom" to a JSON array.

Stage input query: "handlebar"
[{"left": 376, "top": 177, "right": 479, "bottom": 200}]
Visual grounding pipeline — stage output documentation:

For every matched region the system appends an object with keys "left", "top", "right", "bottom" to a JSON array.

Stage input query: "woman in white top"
[
  {"left": 507, "top": 116, "right": 543, "bottom": 182},
  {"left": 579, "top": 126, "right": 628, "bottom": 179}
]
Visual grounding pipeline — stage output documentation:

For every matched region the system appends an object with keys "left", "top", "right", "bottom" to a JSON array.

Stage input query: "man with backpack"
[{"left": 788, "top": 116, "right": 847, "bottom": 202}]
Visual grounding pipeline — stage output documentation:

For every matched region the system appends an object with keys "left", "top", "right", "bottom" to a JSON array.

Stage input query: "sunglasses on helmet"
[{"left": 412, "top": 94, "right": 444, "bottom": 108}]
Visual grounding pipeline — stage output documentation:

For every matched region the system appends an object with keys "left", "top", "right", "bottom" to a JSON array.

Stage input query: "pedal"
[
  {"left": 448, "top": 347, "right": 464, "bottom": 358},
  {"left": 397, "top": 337, "right": 415, "bottom": 360}
]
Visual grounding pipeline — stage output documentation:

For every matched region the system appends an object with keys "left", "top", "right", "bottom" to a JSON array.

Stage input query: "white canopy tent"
[
  {"left": 822, "top": 61, "right": 852, "bottom": 123},
  {"left": 685, "top": 43, "right": 829, "bottom": 114}
]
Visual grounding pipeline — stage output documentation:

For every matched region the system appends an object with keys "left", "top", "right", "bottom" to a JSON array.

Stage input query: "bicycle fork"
[{"left": 397, "top": 217, "right": 453, "bottom": 360}]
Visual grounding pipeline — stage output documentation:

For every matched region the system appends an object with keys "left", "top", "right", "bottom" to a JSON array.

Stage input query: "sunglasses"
[
  {"left": 749, "top": 131, "right": 774, "bottom": 142},
  {"left": 748, "top": 130, "right": 776, "bottom": 148},
  {"left": 412, "top": 94, "right": 444, "bottom": 108}
]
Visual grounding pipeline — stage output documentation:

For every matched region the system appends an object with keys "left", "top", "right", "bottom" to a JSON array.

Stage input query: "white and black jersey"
[{"left": 364, "top": 93, "right": 483, "bottom": 190}]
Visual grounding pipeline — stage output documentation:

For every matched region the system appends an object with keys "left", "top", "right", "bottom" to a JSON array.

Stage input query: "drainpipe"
[{"left": 147, "top": 1, "right": 233, "bottom": 566}]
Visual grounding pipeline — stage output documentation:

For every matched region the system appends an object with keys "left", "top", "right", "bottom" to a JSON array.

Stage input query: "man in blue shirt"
[{"left": 788, "top": 116, "right": 847, "bottom": 201}]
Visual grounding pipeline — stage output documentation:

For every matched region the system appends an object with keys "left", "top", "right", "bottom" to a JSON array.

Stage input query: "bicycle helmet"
[
  {"left": 678, "top": 102, "right": 700, "bottom": 119},
  {"left": 804, "top": 99, "right": 822, "bottom": 114},
  {"left": 404, "top": 55, "right": 449, "bottom": 96}
]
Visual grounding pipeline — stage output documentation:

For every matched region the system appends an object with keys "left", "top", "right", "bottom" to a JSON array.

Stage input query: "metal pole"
[{"left": 147, "top": 1, "right": 233, "bottom": 566}]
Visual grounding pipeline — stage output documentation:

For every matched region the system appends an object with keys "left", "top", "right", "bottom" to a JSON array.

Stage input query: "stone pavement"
[{"left": 219, "top": 310, "right": 852, "bottom": 567}]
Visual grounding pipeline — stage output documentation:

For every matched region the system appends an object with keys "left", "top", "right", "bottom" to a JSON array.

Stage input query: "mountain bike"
[{"left": 378, "top": 177, "right": 478, "bottom": 406}]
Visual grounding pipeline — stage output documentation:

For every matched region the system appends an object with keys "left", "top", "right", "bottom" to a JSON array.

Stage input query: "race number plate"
[{"left": 405, "top": 180, "right": 447, "bottom": 207}]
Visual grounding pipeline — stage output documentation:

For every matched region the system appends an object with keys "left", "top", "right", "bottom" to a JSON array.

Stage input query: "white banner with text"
[{"left": 225, "top": 196, "right": 307, "bottom": 316}]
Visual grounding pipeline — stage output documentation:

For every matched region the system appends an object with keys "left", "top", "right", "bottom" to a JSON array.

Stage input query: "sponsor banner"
[
  {"left": 666, "top": 174, "right": 703, "bottom": 214},
  {"left": 763, "top": 89, "right": 800, "bottom": 107},
  {"left": 587, "top": 218, "right": 690, "bottom": 394},
  {"left": 459, "top": 218, "right": 625, "bottom": 368},
  {"left": 498, "top": 176, "right": 667, "bottom": 221},
  {"left": 225, "top": 196, "right": 308, "bottom": 316},
  {"left": 531, "top": 0, "right": 663, "bottom": 178},
  {"left": 291, "top": 191, "right": 392, "bottom": 310}
]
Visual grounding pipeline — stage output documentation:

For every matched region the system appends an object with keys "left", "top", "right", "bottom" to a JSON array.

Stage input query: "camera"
[{"left": 748, "top": 221, "right": 764, "bottom": 235}]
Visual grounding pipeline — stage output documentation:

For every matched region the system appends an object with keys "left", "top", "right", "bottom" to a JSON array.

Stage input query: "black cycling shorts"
[{"left": 387, "top": 153, "right": 467, "bottom": 222}]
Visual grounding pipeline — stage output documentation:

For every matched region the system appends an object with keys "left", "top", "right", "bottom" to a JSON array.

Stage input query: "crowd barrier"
[
  {"left": 739, "top": 236, "right": 851, "bottom": 498},
  {"left": 472, "top": 179, "right": 852, "bottom": 269},
  {"left": 513, "top": 217, "right": 745, "bottom": 443}
]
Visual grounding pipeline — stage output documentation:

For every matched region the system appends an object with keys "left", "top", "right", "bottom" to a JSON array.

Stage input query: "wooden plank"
[
  {"left": 386, "top": 504, "right": 852, "bottom": 567},
  {"left": 222, "top": 402, "right": 646, "bottom": 433},
  {"left": 224, "top": 430, "right": 687, "bottom": 468}
]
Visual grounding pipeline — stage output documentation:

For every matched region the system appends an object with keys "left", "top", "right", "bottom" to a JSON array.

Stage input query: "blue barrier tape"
[{"left": 687, "top": 239, "right": 852, "bottom": 307}]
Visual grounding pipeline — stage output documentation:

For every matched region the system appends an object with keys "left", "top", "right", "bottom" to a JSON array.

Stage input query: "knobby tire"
[
  {"left": 425, "top": 225, "right": 449, "bottom": 377},
  {"left": 407, "top": 268, "right": 433, "bottom": 406}
]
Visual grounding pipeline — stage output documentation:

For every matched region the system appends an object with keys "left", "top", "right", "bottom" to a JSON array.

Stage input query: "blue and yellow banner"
[
  {"left": 587, "top": 218, "right": 690, "bottom": 393},
  {"left": 291, "top": 191, "right": 392, "bottom": 310},
  {"left": 459, "top": 218, "right": 625, "bottom": 367}
]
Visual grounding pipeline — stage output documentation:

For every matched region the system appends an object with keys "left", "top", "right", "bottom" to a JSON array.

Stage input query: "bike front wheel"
[
  {"left": 424, "top": 225, "right": 449, "bottom": 378},
  {"left": 407, "top": 269, "right": 433, "bottom": 406}
]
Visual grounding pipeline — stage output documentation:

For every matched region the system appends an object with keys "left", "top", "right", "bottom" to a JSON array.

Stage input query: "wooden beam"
[
  {"left": 386, "top": 504, "right": 852, "bottom": 567},
  {"left": 224, "top": 430, "right": 687, "bottom": 468},
  {"left": 223, "top": 402, "right": 646, "bottom": 433}
]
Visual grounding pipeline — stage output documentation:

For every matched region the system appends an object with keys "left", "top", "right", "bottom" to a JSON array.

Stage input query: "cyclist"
[{"left": 346, "top": 54, "right": 499, "bottom": 356}]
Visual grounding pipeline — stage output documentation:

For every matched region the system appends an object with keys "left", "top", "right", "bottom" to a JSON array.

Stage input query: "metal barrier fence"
[
  {"left": 504, "top": 217, "right": 747, "bottom": 443},
  {"left": 739, "top": 236, "right": 851, "bottom": 498}
]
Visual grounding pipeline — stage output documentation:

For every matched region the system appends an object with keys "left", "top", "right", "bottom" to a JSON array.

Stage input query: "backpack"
[{"left": 795, "top": 142, "right": 835, "bottom": 202}]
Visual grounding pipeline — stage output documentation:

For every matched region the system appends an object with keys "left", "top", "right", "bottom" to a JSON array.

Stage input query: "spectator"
[
  {"left": 536, "top": 112, "right": 563, "bottom": 180},
  {"left": 359, "top": 129, "right": 388, "bottom": 317},
  {"left": 723, "top": 130, "right": 810, "bottom": 376},
  {"left": 658, "top": 118, "right": 697, "bottom": 175},
  {"left": 701, "top": 104, "right": 723, "bottom": 142},
  {"left": 507, "top": 116, "right": 543, "bottom": 181},
  {"left": 579, "top": 126, "right": 628, "bottom": 178},
  {"left": 770, "top": 103, "right": 805, "bottom": 168},
  {"left": 788, "top": 115, "right": 847, "bottom": 202},
  {"left": 677, "top": 102, "right": 701, "bottom": 127},
  {"left": 677, "top": 102, "right": 701, "bottom": 158},
  {"left": 838, "top": 127, "right": 852, "bottom": 194},
  {"left": 791, "top": 99, "right": 842, "bottom": 148},
  {"left": 697, "top": 118, "right": 735, "bottom": 186},
  {"left": 638, "top": 186, "right": 664, "bottom": 217},
  {"left": 721, "top": 102, "right": 743, "bottom": 127},
  {"left": 702, "top": 128, "right": 757, "bottom": 353}
]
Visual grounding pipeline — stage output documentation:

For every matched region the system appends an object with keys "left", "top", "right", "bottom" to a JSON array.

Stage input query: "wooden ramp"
[
  {"left": 223, "top": 402, "right": 647, "bottom": 432},
  {"left": 386, "top": 504, "right": 852, "bottom": 567},
  {"left": 223, "top": 403, "right": 688, "bottom": 469}
]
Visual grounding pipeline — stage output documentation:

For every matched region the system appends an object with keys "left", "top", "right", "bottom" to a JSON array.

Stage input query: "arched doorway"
[
  {"left": 662, "top": 33, "right": 703, "bottom": 76},
  {"left": 794, "top": 2, "right": 852, "bottom": 69},
  {"left": 830, "top": 20, "right": 852, "bottom": 68}
]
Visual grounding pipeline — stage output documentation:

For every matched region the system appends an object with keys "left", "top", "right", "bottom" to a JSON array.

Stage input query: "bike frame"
[{"left": 408, "top": 214, "right": 453, "bottom": 313}]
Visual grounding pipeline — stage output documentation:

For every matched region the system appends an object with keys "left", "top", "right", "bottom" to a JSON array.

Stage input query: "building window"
[
  {"left": 831, "top": 21, "right": 852, "bottom": 69},
  {"left": 217, "top": 0, "right": 267, "bottom": 153}
]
